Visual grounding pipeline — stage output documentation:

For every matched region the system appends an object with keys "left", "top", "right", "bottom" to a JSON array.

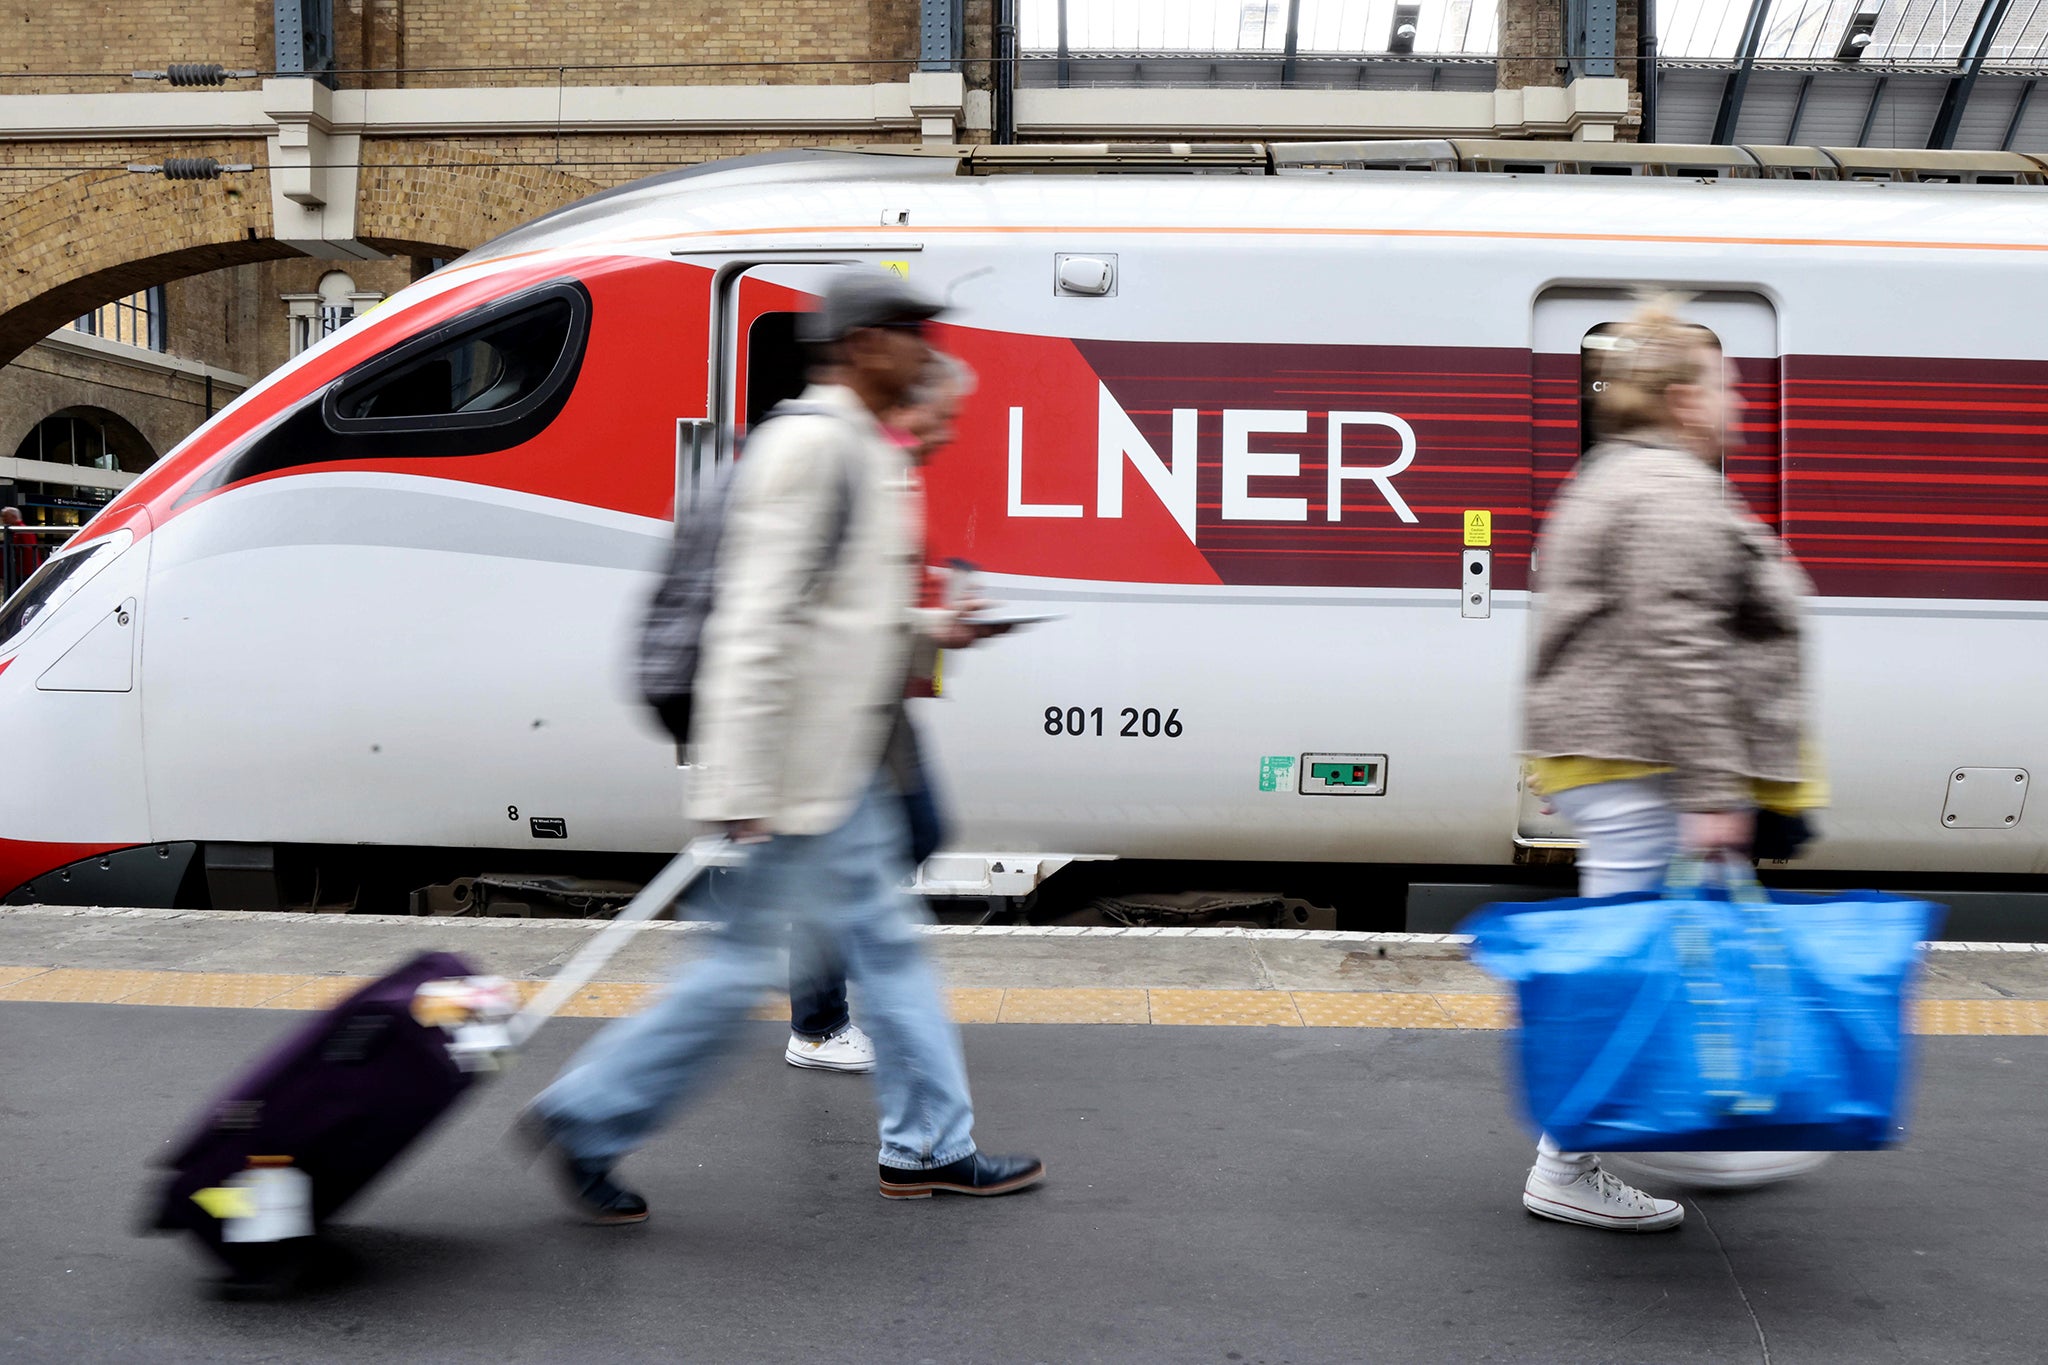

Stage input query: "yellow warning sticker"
[
  {"left": 1464, "top": 510, "right": 1492, "bottom": 548},
  {"left": 880, "top": 260, "right": 911, "bottom": 279}
]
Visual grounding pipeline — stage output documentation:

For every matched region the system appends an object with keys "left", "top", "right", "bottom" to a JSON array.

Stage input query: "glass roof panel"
[{"left": 1019, "top": 0, "right": 1500, "bottom": 57}]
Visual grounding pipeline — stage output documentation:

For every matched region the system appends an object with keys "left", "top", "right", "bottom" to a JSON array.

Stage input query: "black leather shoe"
[
  {"left": 511, "top": 1107, "right": 650, "bottom": 1225},
  {"left": 878, "top": 1151, "right": 1046, "bottom": 1199}
]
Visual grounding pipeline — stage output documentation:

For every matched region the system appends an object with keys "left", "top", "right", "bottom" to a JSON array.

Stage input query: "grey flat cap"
[{"left": 798, "top": 268, "right": 945, "bottom": 343}]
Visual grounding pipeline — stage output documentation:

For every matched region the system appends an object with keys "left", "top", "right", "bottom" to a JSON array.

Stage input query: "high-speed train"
[{"left": 4, "top": 142, "right": 2046, "bottom": 921}]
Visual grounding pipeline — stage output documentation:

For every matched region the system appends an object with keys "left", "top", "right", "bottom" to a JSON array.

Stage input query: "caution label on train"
[{"left": 1464, "top": 510, "right": 1492, "bottom": 548}]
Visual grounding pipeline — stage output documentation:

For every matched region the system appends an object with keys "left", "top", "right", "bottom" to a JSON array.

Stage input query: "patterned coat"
[{"left": 1523, "top": 433, "right": 1812, "bottom": 812}]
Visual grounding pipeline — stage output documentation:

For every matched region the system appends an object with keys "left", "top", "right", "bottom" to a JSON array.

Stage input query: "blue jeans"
[
  {"left": 532, "top": 774, "right": 977, "bottom": 1171},
  {"left": 787, "top": 934, "right": 850, "bottom": 1041}
]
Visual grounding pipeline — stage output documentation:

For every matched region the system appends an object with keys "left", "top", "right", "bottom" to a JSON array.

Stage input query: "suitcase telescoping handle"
[{"left": 504, "top": 835, "right": 744, "bottom": 1049}]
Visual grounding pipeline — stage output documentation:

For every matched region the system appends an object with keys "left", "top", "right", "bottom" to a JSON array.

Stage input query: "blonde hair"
[{"left": 1586, "top": 295, "right": 1719, "bottom": 440}]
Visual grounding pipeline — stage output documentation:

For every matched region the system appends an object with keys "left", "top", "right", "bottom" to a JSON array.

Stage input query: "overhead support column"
[
  {"left": 1858, "top": 74, "right": 1890, "bottom": 147},
  {"left": 1710, "top": 0, "right": 1773, "bottom": 144},
  {"left": 1929, "top": 0, "right": 2017, "bottom": 149},
  {"left": 1564, "top": 0, "right": 1619, "bottom": 77},
  {"left": 2004, "top": 81, "right": 2038, "bottom": 151},
  {"left": 920, "top": 0, "right": 964, "bottom": 72},
  {"left": 1281, "top": 0, "right": 1304, "bottom": 87},
  {"left": 993, "top": 0, "right": 1018, "bottom": 144},
  {"left": 1639, "top": 0, "right": 1660, "bottom": 141},
  {"left": 274, "top": 0, "right": 337, "bottom": 90}
]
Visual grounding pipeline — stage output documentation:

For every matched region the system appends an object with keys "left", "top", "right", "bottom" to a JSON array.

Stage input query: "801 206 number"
[{"left": 1043, "top": 706, "right": 1183, "bottom": 738}]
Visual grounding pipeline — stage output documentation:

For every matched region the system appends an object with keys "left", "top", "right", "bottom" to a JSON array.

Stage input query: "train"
[{"left": 4, "top": 139, "right": 2046, "bottom": 926}]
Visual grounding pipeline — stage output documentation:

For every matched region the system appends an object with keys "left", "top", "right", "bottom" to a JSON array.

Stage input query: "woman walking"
[{"left": 1519, "top": 299, "right": 1827, "bottom": 1231}]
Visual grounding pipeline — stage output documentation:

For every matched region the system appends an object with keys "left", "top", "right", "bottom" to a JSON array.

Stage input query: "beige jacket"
[
  {"left": 686, "top": 385, "right": 924, "bottom": 833},
  {"left": 1523, "top": 434, "right": 1812, "bottom": 812}
]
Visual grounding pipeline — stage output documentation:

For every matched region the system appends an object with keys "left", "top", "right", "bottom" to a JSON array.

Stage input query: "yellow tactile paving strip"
[{"left": 1, "top": 965, "right": 2047, "bottom": 1035}]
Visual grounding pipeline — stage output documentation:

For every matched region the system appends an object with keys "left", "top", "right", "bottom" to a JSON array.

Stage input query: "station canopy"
[{"left": 1017, "top": 0, "right": 2048, "bottom": 149}]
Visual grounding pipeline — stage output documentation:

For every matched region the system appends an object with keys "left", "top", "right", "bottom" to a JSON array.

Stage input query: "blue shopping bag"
[{"left": 1461, "top": 861, "right": 1944, "bottom": 1153}]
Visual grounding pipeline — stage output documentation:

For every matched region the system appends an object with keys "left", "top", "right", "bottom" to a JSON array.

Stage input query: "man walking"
[{"left": 519, "top": 270, "right": 1045, "bottom": 1223}]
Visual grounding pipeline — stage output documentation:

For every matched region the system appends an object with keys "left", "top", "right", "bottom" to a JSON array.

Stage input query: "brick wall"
[
  {"left": 0, "top": 341, "right": 246, "bottom": 468},
  {"left": 6, "top": 0, "right": 266, "bottom": 95},
  {"left": 1498, "top": 0, "right": 1643, "bottom": 138},
  {"left": 391, "top": 0, "right": 888, "bottom": 88},
  {"left": 7, "top": 0, "right": 958, "bottom": 94}
]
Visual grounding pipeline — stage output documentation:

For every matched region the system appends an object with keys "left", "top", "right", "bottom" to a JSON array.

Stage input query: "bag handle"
[
  {"left": 1665, "top": 853, "right": 1792, "bottom": 1119},
  {"left": 505, "top": 836, "right": 743, "bottom": 1048}
]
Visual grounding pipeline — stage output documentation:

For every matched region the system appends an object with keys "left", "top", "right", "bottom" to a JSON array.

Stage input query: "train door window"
[
  {"left": 743, "top": 312, "right": 811, "bottom": 431},
  {"left": 1578, "top": 321, "right": 1731, "bottom": 469},
  {"left": 1533, "top": 289, "right": 1781, "bottom": 523}
]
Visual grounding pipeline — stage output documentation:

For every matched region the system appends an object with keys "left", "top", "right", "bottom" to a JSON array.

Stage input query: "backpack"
[{"left": 636, "top": 402, "right": 860, "bottom": 746}]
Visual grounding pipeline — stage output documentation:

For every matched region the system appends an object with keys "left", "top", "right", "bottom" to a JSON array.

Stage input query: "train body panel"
[{"left": 5, "top": 155, "right": 2047, "bottom": 906}]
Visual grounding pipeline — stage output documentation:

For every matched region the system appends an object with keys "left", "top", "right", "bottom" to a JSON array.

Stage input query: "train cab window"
[
  {"left": 180, "top": 280, "right": 592, "bottom": 505},
  {"left": 0, "top": 532, "right": 126, "bottom": 653},
  {"left": 330, "top": 283, "right": 587, "bottom": 428}
]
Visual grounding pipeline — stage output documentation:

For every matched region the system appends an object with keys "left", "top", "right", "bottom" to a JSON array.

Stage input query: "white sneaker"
[
  {"left": 784, "top": 1023, "right": 876, "bottom": 1073},
  {"left": 1612, "top": 1150, "right": 1832, "bottom": 1190},
  {"left": 1523, "top": 1164, "right": 1685, "bottom": 1231}
]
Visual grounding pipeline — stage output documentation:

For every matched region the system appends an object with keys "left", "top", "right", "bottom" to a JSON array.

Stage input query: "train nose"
[{"left": 0, "top": 525, "right": 170, "bottom": 904}]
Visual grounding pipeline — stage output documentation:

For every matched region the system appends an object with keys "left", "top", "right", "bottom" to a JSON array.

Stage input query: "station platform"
[{"left": 3, "top": 904, "right": 2046, "bottom": 1362}]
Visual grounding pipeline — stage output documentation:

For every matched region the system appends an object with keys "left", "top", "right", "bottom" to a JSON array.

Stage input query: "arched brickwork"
[
  {"left": 355, "top": 143, "right": 599, "bottom": 260},
  {"left": 0, "top": 149, "right": 599, "bottom": 371},
  {"left": 0, "top": 164, "right": 301, "bottom": 369}
]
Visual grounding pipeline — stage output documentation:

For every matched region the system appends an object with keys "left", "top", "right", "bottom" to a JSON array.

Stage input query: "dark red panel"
[{"left": 1782, "top": 356, "right": 2048, "bottom": 601}]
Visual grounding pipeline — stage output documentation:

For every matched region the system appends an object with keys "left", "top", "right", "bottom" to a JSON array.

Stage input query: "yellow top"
[{"left": 1527, "top": 754, "right": 1829, "bottom": 815}]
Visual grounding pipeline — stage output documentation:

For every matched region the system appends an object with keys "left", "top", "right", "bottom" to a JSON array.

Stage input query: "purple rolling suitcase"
[{"left": 146, "top": 838, "right": 734, "bottom": 1289}]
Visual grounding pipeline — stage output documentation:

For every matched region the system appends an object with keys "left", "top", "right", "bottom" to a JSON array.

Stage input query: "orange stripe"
[{"left": 439, "top": 220, "right": 2048, "bottom": 275}]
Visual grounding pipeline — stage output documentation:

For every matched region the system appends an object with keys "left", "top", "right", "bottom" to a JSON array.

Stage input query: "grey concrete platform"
[
  {"left": 1, "top": 1002, "right": 2044, "bottom": 1364},
  {"left": 6, "top": 904, "right": 2048, "bottom": 999}
]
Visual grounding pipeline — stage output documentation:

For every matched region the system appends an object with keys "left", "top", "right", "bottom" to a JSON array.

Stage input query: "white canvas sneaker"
[
  {"left": 784, "top": 1022, "right": 877, "bottom": 1073},
  {"left": 1612, "top": 1150, "right": 1832, "bottom": 1190},
  {"left": 1523, "top": 1164, "right": 1685, "bottom": 1231}
]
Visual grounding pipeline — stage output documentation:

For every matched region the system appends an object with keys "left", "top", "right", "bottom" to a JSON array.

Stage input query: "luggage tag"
[
  {"left": 412, "top": 976, "right": 522, "bottom": 1071},
  {"left": 195, "top": 1157, "right": 313, "bottom": 1244}
]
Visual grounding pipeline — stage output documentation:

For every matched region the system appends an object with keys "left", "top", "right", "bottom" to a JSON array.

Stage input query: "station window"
[
  {"left": 286, "top": 271, "right": 384, "bottom": 357},
  {"left": 69, "top": 287, "right": 167, "bottom": 353}
]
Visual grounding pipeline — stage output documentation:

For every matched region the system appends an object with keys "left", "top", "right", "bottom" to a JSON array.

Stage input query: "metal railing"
[{"left": 2, "top": 527, "right": 78, "bottom": 600}]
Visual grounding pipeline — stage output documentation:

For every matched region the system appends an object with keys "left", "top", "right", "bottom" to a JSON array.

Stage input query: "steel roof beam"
[
  {"left": 2005, "top": 80, "right": 2038, "bottom": 150},
  {"left": 1711, "top": 0, "right": 1775, "bottom": 144},
  {"left": 1929, "top": 0, "right": 2018, "bottom": 148}
]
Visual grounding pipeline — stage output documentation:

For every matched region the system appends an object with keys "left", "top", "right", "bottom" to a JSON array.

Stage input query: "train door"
[
  {"left": 714, "top": 263, "right": 846, "bottom": 471},
  {"left": 1519, "top": 290, "right": 1783, "bottom": 848}
]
